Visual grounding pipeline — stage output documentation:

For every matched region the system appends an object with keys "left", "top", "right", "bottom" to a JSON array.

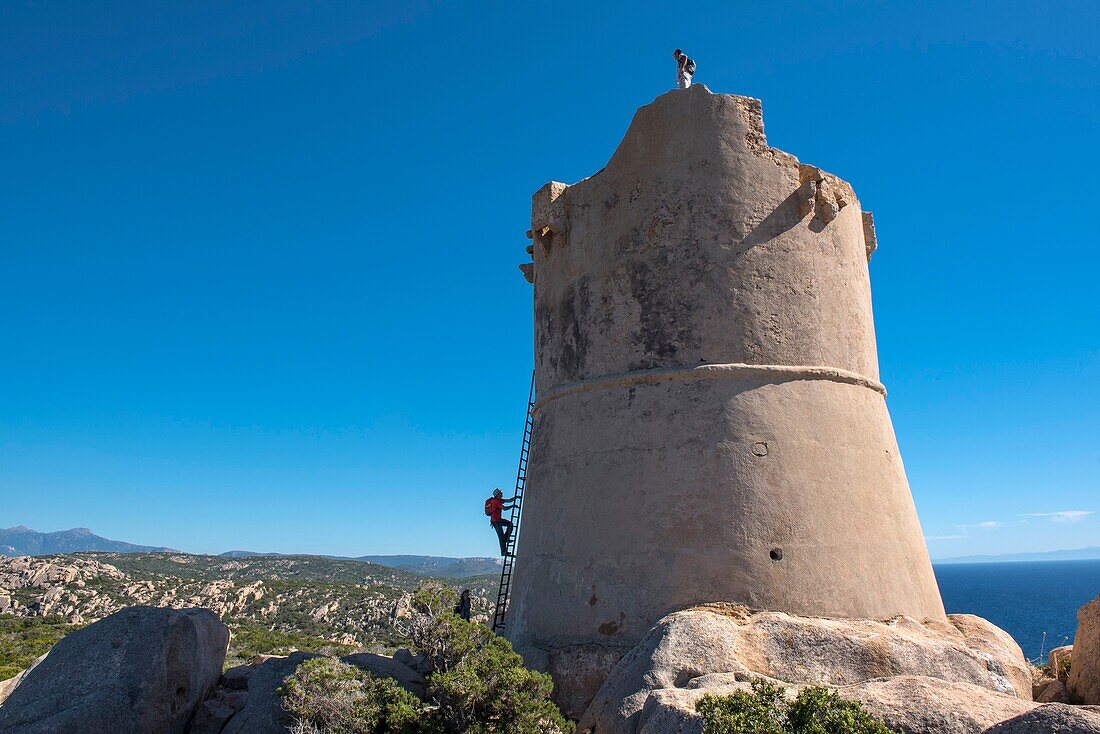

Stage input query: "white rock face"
[
  {"left": 1070, "top": 596, "right": 1100, "bottom": 704},
  {"left": 579, "top": 606, "right": 1034, "bottom": 734},
  {"left": 0, "top": 606, "right": 228, "bottom": 734},
  {"left": 847, "top": 677, "right": 1036, "bottom": 734}
]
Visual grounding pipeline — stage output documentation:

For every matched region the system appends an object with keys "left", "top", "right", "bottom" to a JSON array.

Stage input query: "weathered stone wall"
[{"left": 509, "top": 85, "right": 945, "bottom": 713}]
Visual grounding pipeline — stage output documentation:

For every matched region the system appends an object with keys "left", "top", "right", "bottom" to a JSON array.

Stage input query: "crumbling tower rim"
[{"left": 520, "top": 85, "right": 879, "bottom": 287}]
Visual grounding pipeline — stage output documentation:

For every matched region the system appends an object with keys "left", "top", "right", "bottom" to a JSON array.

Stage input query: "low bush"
[
  {"left": 417, "top": 611, "right": 492, "bottom": 674},
  {"left": 697, "top": 679, "right": 894, "bottom": 734},
  {"left": 281, "top": 657, "right": 426, "bottom": 734},
  {"left": 280, "top": 581, "right": 573, "bottom": 734},
  {"left": 427, "top": 622, "right": 571, "bottom": 734}
]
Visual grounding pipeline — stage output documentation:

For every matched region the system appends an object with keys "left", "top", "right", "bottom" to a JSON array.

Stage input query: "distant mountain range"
[
  {"left": 1, "top": 526, "right": 502, "bottom": 579},
  {"left": 0, "top": 526, "right": 176, "bottom": 556},
  {"left": 934, "top": 546, "right": 1100, "bottom": 564},
  {"left": 23, "top": 525, "right": 1096, "bottom": 574}
]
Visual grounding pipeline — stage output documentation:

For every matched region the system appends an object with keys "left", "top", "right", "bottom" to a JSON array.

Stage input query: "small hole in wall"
[
  {"left": 770, "top": 548, "right": 783, "bottom": 561},
  {"left": 171, "top": 686, "right": 187, "bottom": 713}
]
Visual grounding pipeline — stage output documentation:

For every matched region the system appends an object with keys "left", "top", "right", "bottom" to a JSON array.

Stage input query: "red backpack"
[{"left": 484, "top": 498, "right": 494, "bottom": 516}]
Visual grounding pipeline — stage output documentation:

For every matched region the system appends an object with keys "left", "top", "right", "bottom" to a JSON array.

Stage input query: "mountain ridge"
[
  {"left": 0, "top": 526, "right": 177, "bottom": 556},
  {"left": 2, "top": 527, "right": 502, "bottom": 578},
  {"left": 11, "top": 526, "right": 1099, "bottom": 570}
]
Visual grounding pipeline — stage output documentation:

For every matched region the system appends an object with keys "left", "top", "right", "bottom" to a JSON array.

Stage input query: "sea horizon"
[{"left": 934, "top": 558, "right": 1100, "bottom": 662}]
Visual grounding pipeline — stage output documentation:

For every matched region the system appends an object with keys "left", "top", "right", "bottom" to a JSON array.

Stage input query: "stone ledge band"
[{"left": 533, "top": 362, "right": 887, "bottom": 414}]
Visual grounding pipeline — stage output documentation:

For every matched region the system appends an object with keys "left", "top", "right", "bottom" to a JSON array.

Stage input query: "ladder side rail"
[
  {"left": 492, "top": 371, "right": 535, "bottom": 632},
  {"left": 506, "top": 415, "right": 532, "bottom": 545}
]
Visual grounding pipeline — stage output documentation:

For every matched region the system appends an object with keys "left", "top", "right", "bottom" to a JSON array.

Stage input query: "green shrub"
[
  {"left": 280, "top": 657, "right": 426, "bottom": 734},
  {"left": 697, "top": 679, "right": 786, "bottom": 734},
  {"left": 786, "top": 686, "right": 894, "bottom": 734},
  {"left": 697, "top": 679, "right": 894, "bottom": 734},
  {"left": 410, "top": 582, "right": 458, "bottom": 618},
  {"left": 279, "top": 613, "right": 573, "bottom": 734},
  {"left": 417, "top": 612, "right": 492, "bottom": 674},
  {"left": 426, "top": 623, "right": 573, "bottom": 734}
]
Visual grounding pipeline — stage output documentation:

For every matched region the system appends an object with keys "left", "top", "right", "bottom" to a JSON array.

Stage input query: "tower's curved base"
[{"left": 507, "top": 373, "right": 944, "bottom": 714}]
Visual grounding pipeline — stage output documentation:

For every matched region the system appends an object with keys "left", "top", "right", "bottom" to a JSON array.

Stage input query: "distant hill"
[
  {"left": 934, "top": 546, "right": 1100, "bottom": 564},
  {"left": 0, "top": 526, "right": 176, "bottom": 556},
  {"left": 356, "top": 555, "right": 503, "bottom": 578},
  {"left": 0, "top": 551, "right": 495, "bottom": 677},
  {"left": 4, "top": 526, "right": 502, "bottom": 578},
  {"left": 217, "top": 550, "right": 503, "bottom": 578}
]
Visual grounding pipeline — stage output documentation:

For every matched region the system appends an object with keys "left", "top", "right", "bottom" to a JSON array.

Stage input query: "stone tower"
[{"left": 510, "top": 85, "right": 945, "bottom": 713}]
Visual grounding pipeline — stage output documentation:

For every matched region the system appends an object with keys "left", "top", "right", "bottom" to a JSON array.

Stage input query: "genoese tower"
[{"left": 508, "top": 85, "right": 945, "bottom": 709}]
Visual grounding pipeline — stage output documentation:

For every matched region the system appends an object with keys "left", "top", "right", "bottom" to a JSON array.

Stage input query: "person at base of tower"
[
  {"left": 673, "top": 49, "right": 695, "bottom": 89},
  {"left": 454, "top": 589, "right": 472, "bottom": 621},
  {"left": 485, "top": 488, "right": 517, "bottom": 556}
]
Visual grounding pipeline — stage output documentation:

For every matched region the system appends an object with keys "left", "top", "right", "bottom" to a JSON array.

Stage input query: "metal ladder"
[{"left": 492, "top": 372, "right": 535, "bottom": 633}]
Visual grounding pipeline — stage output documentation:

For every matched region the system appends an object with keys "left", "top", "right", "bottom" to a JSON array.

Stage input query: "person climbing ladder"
[{"left": 485, "top": 488, "right": 518, "bottom": 556}]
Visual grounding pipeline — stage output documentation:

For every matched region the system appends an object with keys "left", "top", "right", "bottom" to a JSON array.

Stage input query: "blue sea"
[{"left": 934, "top": 559, "right": 1100, "bottom": 662}]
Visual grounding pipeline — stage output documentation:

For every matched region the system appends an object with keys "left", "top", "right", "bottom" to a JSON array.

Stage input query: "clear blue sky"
[{"left": 2, "top": 1, "right": 1097, "bottom": 559}]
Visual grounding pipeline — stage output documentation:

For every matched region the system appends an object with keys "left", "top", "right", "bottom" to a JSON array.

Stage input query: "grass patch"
[{"left": 0, "top": 616, "right": 79, "bottom": 679}]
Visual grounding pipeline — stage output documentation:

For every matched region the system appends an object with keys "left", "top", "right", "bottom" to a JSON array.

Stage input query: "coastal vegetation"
[
  {"left": 697, "top": 679, "right": 894, "bottom": 734},
  {"left": 281, "top": 585, "right": 573, "bottom": 734}
]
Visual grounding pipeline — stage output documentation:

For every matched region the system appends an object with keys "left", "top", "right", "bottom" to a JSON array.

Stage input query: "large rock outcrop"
[
  {"left": 580, "top": 605, "right": 1033, "bottom": 734},
  {"left": 219, "top": 652, "right": 320, "bottom": 734},
  {"left": 343, "top": 652, "right": 427, "bottom": 699},
  {"left": 614, "top": 676, "right": 1039, "bottom": 734},
  {"left": 984, "top": 704, "right": 1100, "bottom": 733},
  {"left": 849, "top": 677, "right": 1037, "bottom": 734},
  {"left": 0, "top": 606, "right": 228, "bottom": 734},
  {"left": 1070, "top": 596, "right": 1100, "bottom": 704}
]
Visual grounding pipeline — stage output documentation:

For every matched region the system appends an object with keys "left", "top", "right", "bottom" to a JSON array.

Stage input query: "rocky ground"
[
  {"left": 4, "top": 599, "right": 1100, "bottom": 734},
  {"left": 577, "top": 601, "right": 1100, "bottom": 734},
  {"left": 0, "top": 552, "right": 494, "bottom": 676},
  {"left": 5, "top": 553, "right": 1099, "bottom": 733}
]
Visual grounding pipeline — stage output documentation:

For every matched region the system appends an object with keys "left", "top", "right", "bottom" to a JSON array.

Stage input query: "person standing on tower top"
[
  {"left": 485, "top": 488, "right": 517, "bottom": 556},
  {"left": 673, "top": 49, "right": 695, "bottom": 89}
]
